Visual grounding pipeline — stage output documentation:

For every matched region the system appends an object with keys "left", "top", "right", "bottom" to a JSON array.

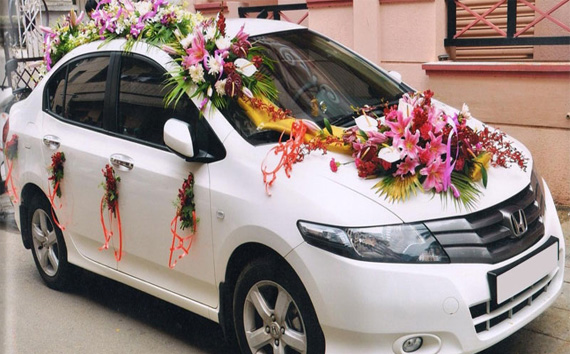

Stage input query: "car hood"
[{"left": 254, "top": 121, "right": 532, "bottom": 225}]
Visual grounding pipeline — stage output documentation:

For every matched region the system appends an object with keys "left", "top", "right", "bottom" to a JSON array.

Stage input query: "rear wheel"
[
  {"left": 29, "top": 194, "right": 71, "bottom": 290},
  {"left": 233, "top": 257, "right": 325, "bottom": 354}
]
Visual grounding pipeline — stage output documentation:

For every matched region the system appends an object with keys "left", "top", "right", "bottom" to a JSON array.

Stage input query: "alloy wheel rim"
[
  {"left": 243, "top": 280, "right": 307, "bottom": 354},
  {"left": 31, "top": 209, "right": 59, "bottom": 277}
]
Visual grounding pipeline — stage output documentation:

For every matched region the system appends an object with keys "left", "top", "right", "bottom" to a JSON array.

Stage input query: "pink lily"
[
  {"left": 420, "top": 157, "right": 446, "bottom": 193},
  {"left": 184, "top": 32, "right": 207, "bottom": 67},
  {"left": 385, "top": 110, "right": 412, "bottom": 140},
  {"left": 366, "top": 130, "right": 388, "bottom": 145},
  {"left": 421, "top": 131, "right": 446, "bottom": 163},
  {"left": 398, "top": 129, "right": 420, "bottom": 160},
  {"left": 394, "top": 157, "right": 420, "bottom": 178},
  {"left": 161, "top": 45, "right": 179, "bottom": 55},
  {"left": 39, "top": 26, "right": 55, "bottom": 35},
  {"left": 235, "top": 24, "right": 250, "bottom": 45}
]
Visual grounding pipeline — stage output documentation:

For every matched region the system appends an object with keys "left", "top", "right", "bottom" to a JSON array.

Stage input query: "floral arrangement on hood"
[
  {"left": 40, "top": 0, "right": 276, "bottom": 111},
  {"left": 338, "top": 90, "right": 527, "bottom": 208}
]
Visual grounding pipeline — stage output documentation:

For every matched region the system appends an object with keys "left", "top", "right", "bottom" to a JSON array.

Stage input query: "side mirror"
[
  {"left": 388, "top": 71, "right": 403, "bottom": 84},
  {"left": 164, "top": 118, "right": 194, "bottom": 158}
]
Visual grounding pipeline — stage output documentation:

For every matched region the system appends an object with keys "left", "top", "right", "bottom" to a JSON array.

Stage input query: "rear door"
[{"left": 42, "top": 53, "right": 119, "bottom": 269}]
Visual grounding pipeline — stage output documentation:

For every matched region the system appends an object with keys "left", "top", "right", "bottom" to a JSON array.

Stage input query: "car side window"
[
  {"left": 115, "top": 54, "right": 225, "bottom": 160},
  {"left": 45, "top": 55, "right": 110, "bottom": 129},
  {"left": 118, "top": 55, "right": 180, "bottom": 145},
  {"left": 46, "top": 68, "right": 67, "bottom": 116},
  {"left": 62, "top": 56, "right": 109, "bottom": 128}
]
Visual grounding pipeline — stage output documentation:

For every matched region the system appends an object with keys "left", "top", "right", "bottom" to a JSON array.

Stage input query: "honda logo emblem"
[{"left": 509, "top": 209, "right": 528, "bottom": 237}]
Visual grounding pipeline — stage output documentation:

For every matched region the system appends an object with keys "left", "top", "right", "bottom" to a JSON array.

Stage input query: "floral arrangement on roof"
[
  {"left": 40, "top": 0, "right": 277, "bottom": 111},
  {"left": 334, "top": 90, "right": 527, "bottom": 208}
]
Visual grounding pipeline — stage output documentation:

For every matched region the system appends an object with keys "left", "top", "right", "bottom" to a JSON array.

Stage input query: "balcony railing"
[{"left": 445, "top": 0, "right": 570, "bottom": 47}]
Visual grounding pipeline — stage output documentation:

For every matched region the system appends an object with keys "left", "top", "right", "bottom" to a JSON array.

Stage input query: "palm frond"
[
  {"left": 438, "top": 172, "right": 481, "bottom": 210},
  {"left": 373, "top": 174, "right": 423, "bottom": 202}
]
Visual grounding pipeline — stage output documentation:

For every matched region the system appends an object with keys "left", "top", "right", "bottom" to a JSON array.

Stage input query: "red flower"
[
  {"left": 102, "top": 164, "right": 120, "bottom": 215},
  {"left": 223, "top": 62, "right": 236, "bottom": 74},
  {"left": 216, "top": 11, "right": 226, "bottom": 37},
  {"left": 330, "top": 158, "right": 339, "bottom": 172},
  {"left": 225, "top": 72, "right": 242, "bottom": 98},
  {"left": 49, "top": 152, "right": 66, "bottom": 198},
  {"left": 252, "top": 55, "right": 263, "bottom": 68}
]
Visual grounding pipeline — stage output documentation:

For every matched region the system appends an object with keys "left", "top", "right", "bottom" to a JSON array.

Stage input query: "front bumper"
[{"left": 286, "top": 182, "right": 565, "bottom": 354}]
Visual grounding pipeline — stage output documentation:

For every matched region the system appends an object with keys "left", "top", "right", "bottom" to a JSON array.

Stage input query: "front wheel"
[
  {"left": 29, "top": 194, "right": 71, "bottom": 290},
  {"left": 233, "top": 257, "right": 325, "bottom": 354}
]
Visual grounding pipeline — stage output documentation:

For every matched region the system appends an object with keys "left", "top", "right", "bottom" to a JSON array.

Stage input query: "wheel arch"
[
  {"left": 218, "top": 242, "right": 290, "bottom": 344},
  {"left": 218, "top": 242, "right": 322, "bottom": 347},
  {"left": 19, "top": 182, "right": 47, "bottom": 249}
]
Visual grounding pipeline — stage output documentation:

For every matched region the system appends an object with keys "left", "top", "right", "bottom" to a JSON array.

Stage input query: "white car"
[{"left": 6, "top": 18, "right": 565, "bottom": 354}]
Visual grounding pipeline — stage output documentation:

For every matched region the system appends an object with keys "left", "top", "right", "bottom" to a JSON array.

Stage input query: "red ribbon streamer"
[
  {"left": 5, "top": 160, "right": 19, "bottom": 203},
  {"left": 261, "top": 120, "right": 307, "bottom": 195},
  {"left": 99, "top": 196, "right": 123, "bottom": 261},
  {"left": 47, "top": 180, "right": 66, "bottom": 231},
  {"left": 169, "top": 210, "right": 197, "bottom": 269}
]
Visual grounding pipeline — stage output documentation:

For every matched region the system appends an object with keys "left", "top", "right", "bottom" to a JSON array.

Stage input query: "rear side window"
[{"left": 45, "top": 55, "right": 110, "bottom": 129}]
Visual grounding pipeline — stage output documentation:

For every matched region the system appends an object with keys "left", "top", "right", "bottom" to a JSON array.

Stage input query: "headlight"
[{"left": 297, "top": 221, "right": 449, "bottom": 263}]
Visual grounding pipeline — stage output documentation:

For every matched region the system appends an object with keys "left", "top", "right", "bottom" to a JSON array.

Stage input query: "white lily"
[
  {"left": 234, "top": 58, "right": 257, "bottom": 77},
  {"left": 354, "top": 114, "right": 378, "bottom": 132},
  {"left": 378, "top": 146, "right": 402, "bottom": 163}
]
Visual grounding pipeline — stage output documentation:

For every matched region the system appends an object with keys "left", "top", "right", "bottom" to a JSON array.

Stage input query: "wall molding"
[
  {"left": 194, "top": 2, "right": 228, "bottom": 14},
  {"left": 307, "top": 0, "right": 353, "bottom": 9},
  {"left": 423, "top": 62, "right": 570, "bottom": 74},
  {"left": 379, "top": 0, "right": 434, "bottom": 4}
]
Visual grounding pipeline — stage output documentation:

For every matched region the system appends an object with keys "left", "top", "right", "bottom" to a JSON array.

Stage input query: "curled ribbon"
[
  {"left": 47, "top": 181, "right": 66, "bottom": 231},
  {"left": 5, "top": 160, "right": 18, "bottom": 203},
  {"left": 443, "top": 114, "right": 460, "bottom": 197},
  {"left": 99, "top": 196, "right": 123, "bottom": 261},
  {"left": 168, "top": 210, "right": 197, "bottom": 269},
  {"left": 261, "top": 120, "right": 307, "bottom": 195}
]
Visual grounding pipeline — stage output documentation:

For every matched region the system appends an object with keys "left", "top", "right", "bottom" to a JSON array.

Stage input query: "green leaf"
[
  {"left": 481, "top": 164, "right": 488, "bottom": 188},
  {"left": 323, "top": 118, "right": 333, "bottom": 135}
]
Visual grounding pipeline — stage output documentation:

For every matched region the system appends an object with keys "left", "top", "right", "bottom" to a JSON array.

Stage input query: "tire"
[
  {"left": 28, "top": 194, "right": 71, "bottom": 290},
  {"left": 233, "top": 257, "right": 325, "bottom": 354}
]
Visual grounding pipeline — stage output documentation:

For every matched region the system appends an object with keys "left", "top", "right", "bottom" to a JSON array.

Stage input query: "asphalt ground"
[{"left": 1, "top": 193, "right": 569, "bottom": 354}]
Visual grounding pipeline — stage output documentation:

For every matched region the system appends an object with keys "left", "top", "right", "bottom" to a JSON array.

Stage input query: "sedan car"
[{"left": 6, "top": 12, "right": 565, "bottom": 354}]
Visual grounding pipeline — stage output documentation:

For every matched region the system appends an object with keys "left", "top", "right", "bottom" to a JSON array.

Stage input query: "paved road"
[{"left": 1, "top": 199, "right": 569, "bottom": 353}]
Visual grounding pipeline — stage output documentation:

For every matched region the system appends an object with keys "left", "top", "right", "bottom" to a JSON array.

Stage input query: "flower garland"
[
  {"left": 169, "top": 173, "right": 198, "bottom": 268},
  {"left": 338, "top": 90, "right": 526, "bottom": 207},
  {"left": 47, "top": 152, "right": 66, "bottom": 230},
  {"left": 48, "top": 152, "right": 65, "bottom": 198},
  {"left": 40, "top": 0, "right": 277, "bottom": 112},
  {"left": 99, "top": 164, "right": 123, "bottom": 261},
  {"left": 263, "top": 90, "right": 527, "bottom": 209},
  {"left": 4, "top": 134, "right": 19, "bottom": 203}
]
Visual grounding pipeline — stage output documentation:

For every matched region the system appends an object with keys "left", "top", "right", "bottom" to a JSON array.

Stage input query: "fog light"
[{"left": 402, "top": 336, "right": 423, "bottom": 352}]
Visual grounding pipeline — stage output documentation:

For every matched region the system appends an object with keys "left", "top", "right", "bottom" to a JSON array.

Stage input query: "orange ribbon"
[
  {"left": 261, "top": 120, "right": 307, "bottom": 195},
  {"left": 99, "top": 196, "right": 123, "bottom": 261},
  {"left": 5, "top": 160, "right": 18, "bottom": 203},
  {"left": 47, "top": 180, "right": 66, "bottom": 231},
  {"left": 169, "top": 210, "right": 197, "bottom": 268}
]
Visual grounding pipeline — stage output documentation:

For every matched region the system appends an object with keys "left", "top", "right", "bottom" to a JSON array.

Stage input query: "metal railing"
[
  {"left": 238, "top": 3, "right": 308, "bottom": 24},
  {"left": 445, "top": 0, "right": 570, "bottom": 47},
  {"left": 2, "top": 0, "right": 48, "bottom": 92}
]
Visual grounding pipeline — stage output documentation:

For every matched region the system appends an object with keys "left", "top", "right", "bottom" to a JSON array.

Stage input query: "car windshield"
[{"left": 221, "top": 29, "right": 407, "bottom": 145}]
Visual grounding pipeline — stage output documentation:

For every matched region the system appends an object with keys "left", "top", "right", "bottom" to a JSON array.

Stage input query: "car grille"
[{"left": 424, "top": 170, "right": 546, "bottom": 264}]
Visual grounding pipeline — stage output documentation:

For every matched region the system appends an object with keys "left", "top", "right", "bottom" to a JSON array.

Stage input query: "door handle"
[
  {"left": 43, "top": 135, "right": 61, "bottom": 150},
  {"left": 110, "top": 154, "right": 134, "bottom": 171}
]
